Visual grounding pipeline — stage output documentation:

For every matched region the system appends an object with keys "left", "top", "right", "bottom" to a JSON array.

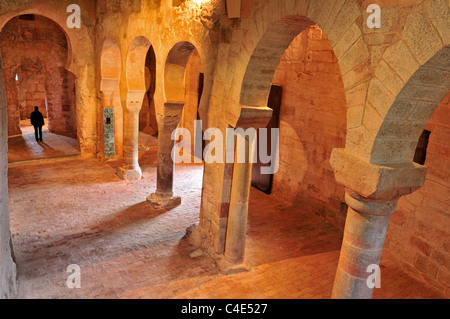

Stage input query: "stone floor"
[
  {"left": 7, "top": 122, "right": 79, "bottom": 163},
  {"left": 7, "top": 145, "right": 445, "bottom": 299}
]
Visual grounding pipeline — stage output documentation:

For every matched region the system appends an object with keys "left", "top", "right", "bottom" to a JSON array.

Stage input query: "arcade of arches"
[{"left": 0, "top": 0, "right": 448, "bottom": 299}]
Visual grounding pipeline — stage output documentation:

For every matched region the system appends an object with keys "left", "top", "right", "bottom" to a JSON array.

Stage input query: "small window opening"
[{"left": 413, "top": 130, "right": 431, "bottom": 165}]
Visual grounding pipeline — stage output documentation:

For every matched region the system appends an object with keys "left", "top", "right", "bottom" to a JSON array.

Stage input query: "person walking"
[{"left": 30, "top": 106, "right": 44, "bottom": 142}]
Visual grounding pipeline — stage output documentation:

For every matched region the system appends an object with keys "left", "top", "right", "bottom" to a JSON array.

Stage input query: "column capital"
[
  {"left": 225, "top": 105, "right": 273, "bottom": 129},
  {"left": 233, "top": 105, "right": 273, "bottom": 129},
  {"left": 330, "top": 148, "right": 427, "bottom": 202},
  {"left": 157, "top": 102, "right": 184, "bottom": 119},
  {"left": 345, "top": 191, "right": 397, "bottom": 217},
  {"left": 126, "top": 90, "right": 146, "bottom": 112}
]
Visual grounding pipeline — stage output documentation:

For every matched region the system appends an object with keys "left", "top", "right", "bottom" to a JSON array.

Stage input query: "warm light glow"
[{"left": 192, "top": 0, "right": 208, "bottom": 4}]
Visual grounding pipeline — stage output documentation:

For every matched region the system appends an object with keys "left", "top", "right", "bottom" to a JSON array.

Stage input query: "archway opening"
[
  {"left": 139, "top": 46, "right": 158, "bottom": 136},
  {"left": 100, "top": 38, "right": 122, "bottom": 159},
  {"left": 145, "top": 41, "right": 205, "bottom": 218},
  {"left": 167, "top": 42, "right": 205, "bottom": 167},
  {"left": 1, "top": 14, "right": 79, "bottom": 163},
  {"left": 231, "top": 20, "right": 348, "bottom": 276},
  {"left": 138, "top": 45, "right": 159, "bottom": 155},
  {"left": 373, "top": 46, "right": 450, "bottom": 293}
]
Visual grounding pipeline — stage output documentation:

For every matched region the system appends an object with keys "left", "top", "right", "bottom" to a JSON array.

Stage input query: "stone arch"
[
  {"left": 126, "top": 36, "right": 151, "bottom": 95},
  {"left": 366, "top": 0, "right": 450, "bottom": 164},
  {"left": 100, "top": 38, "right": 122, "bottom": 158},
  {"left": 101, "top": 39, "right": 121, "bottom": 85},
  {"left": 139, "top": 45, "right": 158, "bottom": 136},
  {"left": 0, "top": 14, "right": 78, "bottom": 138},
  {"left": 164, "top": 41, "right": 199, "bottom": 104},
  {"left": 239, "top": 15, "right": 315, "bottom": 106},
  {"left": 0, "top": 14, "right": 73, "bottom": 72},
  {"left": 0, "top": 5, "right": 97, "bottom": 155},
  {"left": 214, "top": 3, "right": 355, "bottom": 271},
  {"left": 193, "top": 0, "right": 368, "bottom": 261},
  {"left": 226, "top": 0, "right": 368, "bottom": 127},
  {"left": 115, "top": 36, "right": 151, "bottom": 180},
  {"left": 370, "top": 46, "right": 450, "bottom": 164}
]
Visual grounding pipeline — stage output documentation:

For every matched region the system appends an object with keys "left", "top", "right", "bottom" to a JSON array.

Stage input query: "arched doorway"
[
  {"left": 116, "top": 36, "right": 151, "bottom": 181},
  {"left": 146, "top": 41, "right": 205, "bottom": 209},
  {"left": 100, "top": 38, "right": 122, "bottom": 159},
  {"left": 0, "top": 15, "right": 79, "bottom": 163},
  {"left": 370, "top": 46, "right": 450, "bottom": 295},
  {"left": 245, "top": 23, "right": 348, "bottom": 263}
]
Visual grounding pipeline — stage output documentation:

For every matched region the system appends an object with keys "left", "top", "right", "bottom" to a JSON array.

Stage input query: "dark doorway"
[
  {"left": 413, "top": 130, "right": 431, "bottom": 165},
  {"left": 251, "top": 85, "right": 282, "bottom": 194}
]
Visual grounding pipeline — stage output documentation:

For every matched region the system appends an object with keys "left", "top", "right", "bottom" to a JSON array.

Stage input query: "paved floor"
[
  {"left": 8, "top": 148, "right": 445, "bottom": 299},
  {"left": 7, "top": 122, "right": 79, "bottom": 163}
]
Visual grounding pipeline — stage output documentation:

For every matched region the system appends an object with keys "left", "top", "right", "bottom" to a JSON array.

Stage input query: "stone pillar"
[
  {"left": 116, "top": 108, "right": 141, "bottom": 180},
  {"left": 329, "top": 149, "right": 427, "bottom": 299},
  {"left": 223, "top": 134, "right": 254, "bottom": 266},
  {"left": 332, "top": 191, "right": 397, "bottom": 298},
  {"left": 116, "top": 91, "right": 145, "bottom": 181},
  {"left": 147, "top": 103, "right": 184, "bottom": 209},
  {"left": 218, "top": 105, "right": 273, "bottom": 273}
]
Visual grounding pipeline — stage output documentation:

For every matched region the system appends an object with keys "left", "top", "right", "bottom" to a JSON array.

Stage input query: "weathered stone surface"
[
  {"left": 0, "top": 16, "right": 77, "bottom": 137},
  {"left": 146, "top": 192, "right": 181, "bottom": 209},
  {"left": 330, "top": 148, "right": 427, "bottom": 201},
  {"left": 0, "top": 56, "right": 17, "bottom": 299},
  {"left": 0, "top": 0, "right": 449, "bottom": 299}
]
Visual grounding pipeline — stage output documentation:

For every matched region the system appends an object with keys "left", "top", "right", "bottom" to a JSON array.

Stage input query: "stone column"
[
  {"left": 147, "top": 103, "right": 184, "bottom": 209},
  {"left": 332, "top": 191, "right": 397, "bottom": 298},
  {"left": 218, "top": 105, "right": 273, "bottom": 273},
  {"left": 330, "top": 149, "right": 427, "bottom": 299},
  {"left": 116, "top": 108, "right": 141, "bottom": 180},
  {"left": 116, "top": 91, "right": 145, "bottom": 180},
  {"left": 223, "top": 133, "right": 254, "bottom": 267}
]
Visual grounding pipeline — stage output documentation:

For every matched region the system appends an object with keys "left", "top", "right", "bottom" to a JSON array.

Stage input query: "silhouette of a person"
[{"left": 30, "top": 106, "right": 44, "bottom": 142}]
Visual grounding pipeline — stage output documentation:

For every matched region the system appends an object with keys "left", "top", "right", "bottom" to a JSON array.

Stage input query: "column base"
[
  {"left": 146, "top": 192, "right": 181, "bottom": 209},
  {"left": 116, "top": 166, "right": 142, "bottom": 181},
  {"left": 217, "top": 257, "right": 250, "bottom": 275}
]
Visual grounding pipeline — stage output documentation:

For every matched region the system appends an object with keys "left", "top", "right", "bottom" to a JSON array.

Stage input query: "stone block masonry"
[
  {"left": 385, "top": 94, "right": 450, "bottom": 295},
  {"left": 0, "top": 56, "right": 17, "bottom": 298}
]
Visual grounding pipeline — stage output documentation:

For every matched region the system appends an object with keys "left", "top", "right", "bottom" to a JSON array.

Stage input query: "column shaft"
[
  {"left": 332, "top": 191, "right": 397, "bottom": 299},
  {"left": 156, "top": 115, "right": 179, "bottom": 194},
  {"left": 146, "top": 106, "right": 183, "bottom": 209},
  {"left": 224, "top": 135, "right": 253, "bottom": 265},
  {"left": 123, "top": 109, "right": 140, "bottom": 171},
  {"left": 116, "top": 108, "right": 142, "bottom": 181}
]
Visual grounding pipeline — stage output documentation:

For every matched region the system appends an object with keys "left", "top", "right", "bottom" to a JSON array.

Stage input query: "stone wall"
[
  {"left": 0, "top": 56, "right": 17, "bottom": 298},
  {"left": 0, "top": 0, "right": 447, "bottom": 298},
  {"left": 385, "top": 93, "right": 450, "bottom": 295},
  {"left": 17, "top": 72, "right": 47, "bottom": 120},
  {"left": 0, "top": 15, "right": 77, "bottom": 136},
  {"left": 270, "top": 26, "right": 348, "bottom": 229}
]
